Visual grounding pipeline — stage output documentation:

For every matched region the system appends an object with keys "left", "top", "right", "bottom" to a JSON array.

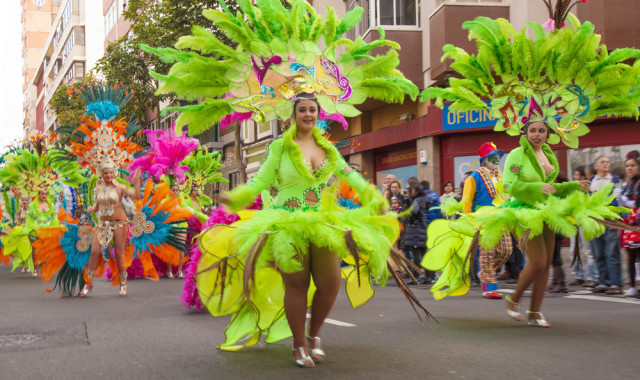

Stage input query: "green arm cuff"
[
  {"left": 224, "top": 185, "right": 258, "bottom": 213},
  {"left": 552, "top": 181, "right": 580, "bottom": 198}
]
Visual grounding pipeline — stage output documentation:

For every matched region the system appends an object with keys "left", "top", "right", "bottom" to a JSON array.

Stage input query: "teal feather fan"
[
  {"left": 141, "top": 0, "right": 419, "bottom": 135},
  {"left": 420, "top": 15, "right": 640, "bottom": 148}
]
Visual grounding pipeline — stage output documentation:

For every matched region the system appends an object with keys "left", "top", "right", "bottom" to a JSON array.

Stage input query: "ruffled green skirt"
[
  {"left": 1, "top": 226, "right": 35, "bottom": 272},
  {"left": 196, "top": 193, "right": 399, "bottom": 350},
  {"left": 422, "top": 185, "right": 627, "bottom": 300}
]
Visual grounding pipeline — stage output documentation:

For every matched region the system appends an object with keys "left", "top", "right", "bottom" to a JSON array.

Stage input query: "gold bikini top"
[{"left": 95, "top": 186, "right": 119, "bottom": 217}]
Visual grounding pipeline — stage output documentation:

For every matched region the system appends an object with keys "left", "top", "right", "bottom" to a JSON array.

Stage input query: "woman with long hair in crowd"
[{"left": 617, "top": 153, "right": 640, "bottom": 298}]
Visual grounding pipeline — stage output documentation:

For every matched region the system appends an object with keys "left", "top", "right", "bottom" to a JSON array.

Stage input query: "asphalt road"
[{"left": 1, "top": 265, "right": 638, "bottom": 380}]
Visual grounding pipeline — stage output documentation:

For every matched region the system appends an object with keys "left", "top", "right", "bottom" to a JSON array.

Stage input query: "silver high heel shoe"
[
  {"left": 527, "top": 311, "right": 551, "bottom": 328},
  {"left": 505, "top": 295, "right": 523, "bottom": 321},
  {"left": 292, "top": 346, "right": 315, "bottom": 368},
  {"left": 307, "top": 336, "right": 325, "bottom": 362}
]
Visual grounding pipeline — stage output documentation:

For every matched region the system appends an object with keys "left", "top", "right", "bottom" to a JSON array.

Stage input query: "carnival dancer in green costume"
[
  {"left": 143, "top": 0, "right": 431, "bottom": 367},
  {"left": 26, "top": 189, "right": 60, "bottom": 277},
  {"left": 421, "top": 4, "right": 640, "bottom": 327},
  {"left": 0, "top": 132, "right": 85, "bottom": 275}
]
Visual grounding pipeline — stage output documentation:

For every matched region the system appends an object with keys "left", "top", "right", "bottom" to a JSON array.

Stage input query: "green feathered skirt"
[
  {"left": 422, "top": 185, "right": 628, "bottom": 300},
  {"left": 1, "top": 226, "right": 35, "bottom": 272},
  {"left": 195, "top": 193, "right": 399, "bottom": 351}
]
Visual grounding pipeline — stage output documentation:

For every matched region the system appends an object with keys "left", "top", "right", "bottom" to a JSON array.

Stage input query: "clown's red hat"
[{"left": 478, "top": 142, "right": 504, "bottom": 160}]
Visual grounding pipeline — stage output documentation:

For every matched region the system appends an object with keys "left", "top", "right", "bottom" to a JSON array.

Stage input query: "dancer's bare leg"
[
  {"left": 511, "top": 228, "right": 550, "bottom": 305},
  {"left": 113, "top": 226, "right": 128, "bottom": 276},
  {"left": 281, "top": 253, "right": 311, "bottom": 366},
  {"left": 177, "top": 232, "right": 186, "bottom": 275},
  {"left": 308, "top": 245, "right": 341, "bottom": 337},
  {"left": 81, "top": 232, "right": 103, "bottom": 296},
  {"left": 529, "top": 227, "right": 555, "bottom": 313},
  {"left": 87, "top": 231, "right": 103, "bottom": 271}
]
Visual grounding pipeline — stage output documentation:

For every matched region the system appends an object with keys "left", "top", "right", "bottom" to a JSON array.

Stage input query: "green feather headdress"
[
  {"left": 180, "top": 148, "right": 228, "bottom": 193},
  {"left": 141, "top": 0, "right": 418, "bottom": 135},
  {"left": 0, "top": 148, "right": 87, "bottom": 198},
  {"left": 420, "top": 15, "right": 640, "bottom": 148}
]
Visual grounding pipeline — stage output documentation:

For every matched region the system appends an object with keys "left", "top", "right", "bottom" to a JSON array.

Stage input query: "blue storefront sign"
[{"left": 442, "top": 101, "right": 497, "bottom": 131}]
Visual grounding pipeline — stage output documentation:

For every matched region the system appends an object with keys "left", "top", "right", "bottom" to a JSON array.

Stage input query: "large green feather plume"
[{"left": 421, "top": 15, "right": 640, "bottom": 148}]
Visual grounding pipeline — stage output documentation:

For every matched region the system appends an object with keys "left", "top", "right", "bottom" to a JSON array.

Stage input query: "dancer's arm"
[
  {"left": 503, "top": 148, "right": 548, "bottom": 206},
  {"left": 223, "top": 139, "right": 283, "bottom": 211},
  {"left": 334, "top": 157, "right": 387, "bottom": 209}
]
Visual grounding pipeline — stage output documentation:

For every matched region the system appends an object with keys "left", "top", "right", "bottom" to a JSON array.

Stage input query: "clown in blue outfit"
[{"left": 462, "top": 142, "right": 512, "bottom": 299}]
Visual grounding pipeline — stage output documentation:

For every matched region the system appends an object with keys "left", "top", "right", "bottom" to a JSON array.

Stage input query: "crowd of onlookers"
[{"left": 381, "top": 150, "right": 640, "bottom": 299}]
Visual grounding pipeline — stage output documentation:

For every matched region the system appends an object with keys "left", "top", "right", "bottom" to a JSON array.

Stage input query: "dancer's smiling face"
[
  {"left": 170, "top": 185, "right": 180, "bottom": 195},
  {"left": 294, "top": 99, "right": 319, "bottom": 132},
  {"left": 525, "top": 121, "right": 549, "bottom": 148},
  {"left": 102, "top": 168, "right": 115, "bottom": 184},
  {"left": 38, "top": 189, "right": 48, "bottom": 202}
]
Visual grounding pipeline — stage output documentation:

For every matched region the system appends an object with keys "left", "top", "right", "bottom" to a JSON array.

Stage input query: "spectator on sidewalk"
[
  {"left": 440, "top": 180, "right": 461, "bottom": 219},
  {"left": 548, "top": 174, "right": 569, "bottom": 293},
  {"left": 569, "top": 166, "right": 598, "bottom": 287},
  {"left": 402, "top": 184, "right": 433, "bottom": 284},
  {"left": 590, "top": 155, "right": 623, "bottom": 295},
  {"left": 385, "top": 180, "right": 405, "bottom": 206},
  {"left": 617, "top": 153, "right": 640, "bottom": 297}
]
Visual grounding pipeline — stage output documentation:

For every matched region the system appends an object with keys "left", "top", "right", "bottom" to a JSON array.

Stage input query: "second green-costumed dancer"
[{"left": 421, "top": 5, "right": 640, "bottom": 327}]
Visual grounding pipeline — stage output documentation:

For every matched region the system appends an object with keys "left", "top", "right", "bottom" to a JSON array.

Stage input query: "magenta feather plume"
[
  {"left": 220, "top": 111, "right": 252, "bottom": 132},
  {"left": 319, "top": 110, "right": 349, "bottom": 130},
  {"left": 129, "top": 128, "right": 199, "bottom": 181}
]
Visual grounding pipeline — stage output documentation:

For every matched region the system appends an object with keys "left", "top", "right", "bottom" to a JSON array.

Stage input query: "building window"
[
  {"left": 61, "top": 33, "right": 75, "bottom": 66},
  {"left": 346, "top": 0, "right": 370, "bottom": 40},
  {"left": 105, "top": 0, "right": 118, "bottom": 34},
  {"left": 228, "top": 172, "right": 239, "bottom": 190},
  {"left": 74, "top": 62, "right": 85, "bottom": 78},
  {"left": 74, "top": 26, "right": 85, "bottom": 45},
  {"left": 377, "top": 0, "right": 418, "bottom": 26}
]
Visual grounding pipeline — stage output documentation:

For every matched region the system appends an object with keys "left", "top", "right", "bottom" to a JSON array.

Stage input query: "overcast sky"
[{"left": 1, "top": 1, "right": 26, "bottom": 154}]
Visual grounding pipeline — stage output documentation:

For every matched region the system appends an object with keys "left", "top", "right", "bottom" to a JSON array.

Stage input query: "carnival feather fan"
[
  {"left": 129, "top": 180, "right": 191, "bottom": 263},
  {"left": 420, "top": 15, "right": 640, "bottom": 148},
  {"left": 128, "top": 129, "right": 199, "bottom": 182},
  {"left": 141, "top": 0, "right": 419, "bottom": 135}
]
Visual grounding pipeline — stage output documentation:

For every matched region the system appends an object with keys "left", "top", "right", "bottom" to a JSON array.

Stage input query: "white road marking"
[
  {"left": 564, "top": 295, "right": 640, "bottom": 305},
  {"left": 306, "top": 313, "right": 356, "bottom": 327},
  {"left": 497, "top": 289, "right": 639, "bottom": 304}
]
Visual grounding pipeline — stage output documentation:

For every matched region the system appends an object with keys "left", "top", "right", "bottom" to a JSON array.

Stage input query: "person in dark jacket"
[{"left": 403, "top": 184, "right": 432, "bottom": 284}]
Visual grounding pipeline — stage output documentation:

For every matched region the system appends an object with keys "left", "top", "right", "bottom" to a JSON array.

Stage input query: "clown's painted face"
[{"left": 484, "top": 153, "right": 501, "bottom": 171}]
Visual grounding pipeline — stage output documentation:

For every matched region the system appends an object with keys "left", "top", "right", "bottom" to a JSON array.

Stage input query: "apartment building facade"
[
  {"left": 29, "top": 0, "right": 105, "bottom": 137},
  {"left": 21, "top": 0, "right": 58, "bottom": 136}
]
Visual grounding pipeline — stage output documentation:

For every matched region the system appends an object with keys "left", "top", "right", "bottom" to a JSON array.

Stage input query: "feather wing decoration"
[
  {"left": 420, "top": 15, "right": 640, "bottom": 148},
  {"left": 129, "top": 180, "right": 192, "bottom": 265},
  {"left": 128, "top": 129, "right": 199, "bottom": 182},
  {"left": 33, "top": 210, "right": 93, "bottom": 296},
  {"left": 141, "top": 0, "right": 418, "bottom": 135},
  {"left": 181, "top": 199, "right": 263, "bottom": 310}
]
